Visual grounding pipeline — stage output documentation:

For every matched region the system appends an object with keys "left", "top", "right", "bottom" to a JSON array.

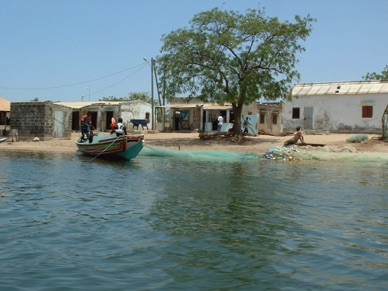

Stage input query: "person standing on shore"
[
  {"left": 284, "top": 126, "right": 304, "bottom": 146},
  {"left": 80, "top": 111, "right": 93, "bottom": 142},
  {"left": 217, "top": 115, "right": 224, "bottom": 132},
  {"left": 110, "top": 117, "right": 116, "bottom": 132}
]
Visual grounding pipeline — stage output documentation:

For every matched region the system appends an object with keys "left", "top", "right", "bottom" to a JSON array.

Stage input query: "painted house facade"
[
  {"left": 284, "top": 80, "right": 388, "bottom": 133},
  {"left": 257, "top": 102, "right": 283, "bottom": 135},
  {"left": 158, "top": 98, "right": 235, "bottom": 132},
  {"left": 158, "top": 98, "right": 283, "bottom": 134}
]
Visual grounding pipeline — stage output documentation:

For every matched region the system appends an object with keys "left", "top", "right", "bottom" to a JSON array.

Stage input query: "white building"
[
  {"left": 283, "top": 80, "right": 388, "bottom": 133},
  {"left": 56, "top": 100, "right": 152, "bottom": 132}
]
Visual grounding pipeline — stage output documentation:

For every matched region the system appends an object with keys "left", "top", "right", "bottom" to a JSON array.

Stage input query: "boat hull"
[{"left": 75, "top": 134, "right": 144, "bottom": 160}]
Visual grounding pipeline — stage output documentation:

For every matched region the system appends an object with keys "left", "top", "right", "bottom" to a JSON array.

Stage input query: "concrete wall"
[
  {"left": 78, "top": 100, "right": 152, "bottom": 132},
  {"left": 257, "top": 103, "right": 283, "bottom": 134},
  {"left": 10, "top": 102, "right": 73, "bottom": 141},
  {"left": 283, "top": 94, "right": 387, "bottom": 132},
  {"left": 120, "top": 100, "right": 151, "bottom": 129}
]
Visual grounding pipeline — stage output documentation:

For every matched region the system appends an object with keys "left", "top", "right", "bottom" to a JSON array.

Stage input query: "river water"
[{"left": 0, "top": 148, "right": 387, "bottom": 290}]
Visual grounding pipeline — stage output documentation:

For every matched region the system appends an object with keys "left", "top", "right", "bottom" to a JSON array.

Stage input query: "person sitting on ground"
[
  {"left": 111, "top": 118, "right": 127, "bottom": 137},
  {"left": 228, "top": 120, "right": 235, "bottom": 133},
  {"left": 284, "top": 126, "right": 305, "bottom": 146}
]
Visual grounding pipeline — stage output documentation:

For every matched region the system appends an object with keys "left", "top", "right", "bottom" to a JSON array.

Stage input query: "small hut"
[{"left": 0, "top": 97, "right": 11, "bottom": 135}]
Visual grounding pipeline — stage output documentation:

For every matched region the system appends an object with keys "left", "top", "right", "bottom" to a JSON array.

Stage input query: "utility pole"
[{"left": 151, "top": 58, "right": 155, "bottom": 130}]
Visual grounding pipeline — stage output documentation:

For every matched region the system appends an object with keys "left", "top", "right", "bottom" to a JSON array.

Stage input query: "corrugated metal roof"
[
  {"left": 157, "top": 104, "right": 200, "bottom": 109},
  {"left": 292, "top": 80, "right": 388, "bottom": 96},
  {"left": 157, "top": 103, "right": 233, "bottom": 110},
  {"left": 0, "top": 97, "right": 11, "bottom": 111}
]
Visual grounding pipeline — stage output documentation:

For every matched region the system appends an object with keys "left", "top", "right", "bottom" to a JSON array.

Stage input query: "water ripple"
[{"left": 0, "top": 152, "right": 387, "bottom": 290}]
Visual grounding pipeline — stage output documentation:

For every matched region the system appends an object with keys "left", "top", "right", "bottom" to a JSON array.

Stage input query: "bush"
[{"left": 346, "top": 134, "right": 368, "bottom": 143}]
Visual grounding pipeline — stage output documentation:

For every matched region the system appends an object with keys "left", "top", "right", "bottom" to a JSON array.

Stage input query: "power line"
[
  {"left": 89, "top": 65, "right": 147, "bottom": 97},
  {"left": 0, "top": 62, "right": 147, "bottom": 90}
]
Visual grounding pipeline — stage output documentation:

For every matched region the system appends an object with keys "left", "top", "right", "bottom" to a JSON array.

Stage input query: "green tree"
[
  {"left": 156, "top": 7, "right": 315, "bottom": 135},
  {"left": 100, "top": 92, "right": 151, "bottom": 102},
  {"left": 362, "top": 65, "right": 388, "bottom": 81},
  {"left": 127, "top": 92, "right": 152, "bottom": 103},
  {"left": 100, "top": 96, "right": 127, "bottom": 101}
]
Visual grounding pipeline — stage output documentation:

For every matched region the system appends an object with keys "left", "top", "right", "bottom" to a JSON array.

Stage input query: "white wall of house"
[
  {"left": 120, "top": 100, "right": 151, "bottom": 128},
  {"left": 56, "top": 100, "right": 152, "bottom": 132},
  {"left": 284, "top": 81, "right": 388, "bottom": 132}
]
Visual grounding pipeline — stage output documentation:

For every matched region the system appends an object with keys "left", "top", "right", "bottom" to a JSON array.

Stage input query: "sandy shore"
[{"left": 1, "top": 131, "right": 387, "bottom": 155}]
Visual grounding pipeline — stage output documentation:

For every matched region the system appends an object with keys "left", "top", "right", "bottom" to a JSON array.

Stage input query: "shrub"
[{"left": 346, "top": 134, "right": 368, "bottom": 143}]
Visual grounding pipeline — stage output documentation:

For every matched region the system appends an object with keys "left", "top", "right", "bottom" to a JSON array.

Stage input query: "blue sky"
[{"left": 1, "top": 0, "right": 387, "bottom": 102}]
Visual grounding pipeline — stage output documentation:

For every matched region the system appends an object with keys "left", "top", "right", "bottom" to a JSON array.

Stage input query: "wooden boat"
[{"left": 75, "top": 133, "right": 144, "bottom": 160}]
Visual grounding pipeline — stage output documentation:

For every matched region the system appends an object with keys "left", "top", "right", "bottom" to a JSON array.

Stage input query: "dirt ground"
[{"left": 1, "top": 131, "right": 387, "bottom": 155}]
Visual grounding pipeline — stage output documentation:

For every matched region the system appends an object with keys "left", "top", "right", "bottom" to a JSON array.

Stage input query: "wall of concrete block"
[{"left": 10, "top": 102, "right": 73, "bottom": 141}]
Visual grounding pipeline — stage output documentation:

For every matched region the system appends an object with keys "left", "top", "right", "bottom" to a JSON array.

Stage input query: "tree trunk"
[{"left": 232, "top": 104, "right": 243, "bottom": 136}]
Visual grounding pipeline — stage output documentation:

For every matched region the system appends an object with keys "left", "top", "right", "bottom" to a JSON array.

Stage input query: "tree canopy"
[
  {"left": 156, "top": 7, "right": 315, "bottom": 134},
  {"left": 100, "top": 92, "right": 151, "bottom": 102},
  {"left": 362, "top": 65, "right": 388, "bottom": 81}
]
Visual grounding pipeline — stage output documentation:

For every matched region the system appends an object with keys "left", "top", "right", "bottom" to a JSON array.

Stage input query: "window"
[
  {"left": 260, "top": 113, "right": 265, "bottom": 124},
  {"left": 292, "top": 107, "right": 300, "bottom": 119},
  {"left": 272, "top": 114, "right": 278, "bottom": 125},
  {"left": 362, "top": 106, "right": 373, "bottom": 118}
]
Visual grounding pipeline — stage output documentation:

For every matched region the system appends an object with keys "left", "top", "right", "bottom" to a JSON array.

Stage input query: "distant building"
[
  {"left": 10, "top": 101, "right": 73, "bottom": 141},
  {"left": 0, "top": 97, "right": 11, "bottom": 135},
  {"left": 9, "top": 100, "right": 152, "bottom": 141},
  {"left": 55, "top": 100, "right": 151, "bottom": 132},
  {"left": 257, "top": 102, "right": 283, "bottom": 135},
  {"left": 157, "top": 97, "right": 283, "bottom": 135},
  {"left": 284, "top": 80, "right": 388, "bottom": 133}
]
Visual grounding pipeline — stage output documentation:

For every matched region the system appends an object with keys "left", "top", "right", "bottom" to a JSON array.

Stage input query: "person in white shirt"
[
  {"left": 217, "top": 115, "right": 224, "bottom": 132},
  {"left": 111, "top": 118, "right": 127, "bottom": 136}
]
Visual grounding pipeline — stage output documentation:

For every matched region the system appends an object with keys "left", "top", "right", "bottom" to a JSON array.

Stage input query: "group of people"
[
  {"left": 80, "top": 111, "right": 127, "bottom": 143},
  {"left": 81, "top": 111, "right": 304, "bottom": 146},
  {"left": 109, "top": 117, "right": 127, "bottom": 136}
]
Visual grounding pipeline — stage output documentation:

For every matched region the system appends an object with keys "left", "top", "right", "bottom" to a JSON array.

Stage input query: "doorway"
[
  {"left": 304, "top": 107, "right": 313, "bottom": 130},
  {"left": 106, "top": 111, "right": 114, "bottom": 131}
]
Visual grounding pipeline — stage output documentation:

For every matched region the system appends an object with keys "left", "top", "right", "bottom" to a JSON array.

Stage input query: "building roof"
[
  {"left": 157, "top": 103, "right": 233, "bottom": 110},
  {"left": 292, "top": 80, "right": 388, "bottom": 96},
  {"left": 0, "top": 97, "right": 11, "bottom": 111},
  {"left": 54, "top": 101, "right": 127, "bottom": 109}
]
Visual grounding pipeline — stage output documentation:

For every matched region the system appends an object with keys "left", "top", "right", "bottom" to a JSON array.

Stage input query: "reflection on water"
[{"left": 0, "top": 151, "right": 387, "bottom": 290}]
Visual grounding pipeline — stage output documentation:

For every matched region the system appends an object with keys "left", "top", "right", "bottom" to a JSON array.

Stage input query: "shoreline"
[{"left": 1, "top": 131, "right": 387, "bottom": 156}]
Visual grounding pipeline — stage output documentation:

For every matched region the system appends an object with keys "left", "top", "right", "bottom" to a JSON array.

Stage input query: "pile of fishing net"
[{"left": 263, "top": 145, "right": 299, "bottom": 161}]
